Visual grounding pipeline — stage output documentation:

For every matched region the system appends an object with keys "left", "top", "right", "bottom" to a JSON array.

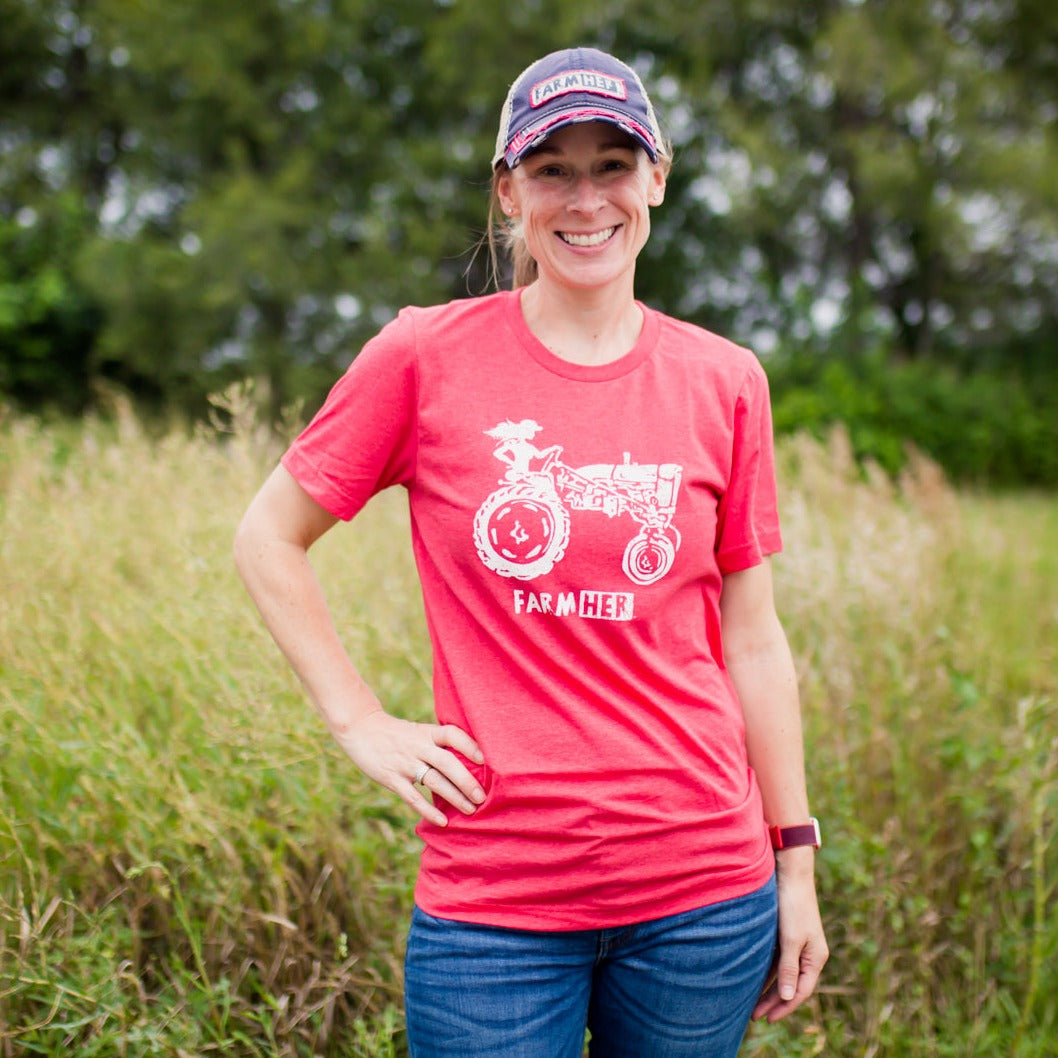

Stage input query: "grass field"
[{"left": 2, "top": 390, "right": 1056, "bottom": 1056}]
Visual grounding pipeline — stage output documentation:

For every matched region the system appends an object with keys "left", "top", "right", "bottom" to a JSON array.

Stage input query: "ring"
[{"left": 414, "top": 763, "right": 433, "bottom": 785}]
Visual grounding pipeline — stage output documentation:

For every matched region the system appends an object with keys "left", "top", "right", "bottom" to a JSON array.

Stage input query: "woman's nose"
[{"left": 568, "top": 174, "right": 605, "bottom": 212}]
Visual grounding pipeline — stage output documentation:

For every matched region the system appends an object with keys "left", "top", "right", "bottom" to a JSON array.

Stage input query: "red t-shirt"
[{"left": 282, "top": 289, "right": 782, "bottom": 929}]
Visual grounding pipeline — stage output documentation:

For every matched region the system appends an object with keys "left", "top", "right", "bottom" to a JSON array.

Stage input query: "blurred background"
[
  {"left": 2, "top": 0, "right": 1056, "bottom": 484},
  {"left": 2, "top": 3, "right": 1057, "bottom": 1056}
]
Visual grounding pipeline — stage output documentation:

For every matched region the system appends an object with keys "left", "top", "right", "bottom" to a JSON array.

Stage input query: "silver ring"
[{"left": 414, "top": 763, "right": 433, "bottom": 785}]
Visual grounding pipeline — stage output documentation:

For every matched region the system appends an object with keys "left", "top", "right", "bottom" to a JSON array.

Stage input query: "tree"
[
  {"left": 0, "top": 195, "right": 100, "bottom": 410},
  {"left": 609, "top": 0, "right": 1058, "bottom": 369},
  {"left": 1, "top": 0, "right": 1056, "bottom": 421}
]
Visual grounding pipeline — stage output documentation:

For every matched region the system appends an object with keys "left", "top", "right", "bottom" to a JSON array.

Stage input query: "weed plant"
[{"left": 1, "top": 392, "right": 1055, "bottom": 1056}]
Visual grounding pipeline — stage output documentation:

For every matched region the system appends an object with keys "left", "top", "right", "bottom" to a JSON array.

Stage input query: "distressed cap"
[{"left": 493, "top": 47, "right": 662, "bottom": 169}]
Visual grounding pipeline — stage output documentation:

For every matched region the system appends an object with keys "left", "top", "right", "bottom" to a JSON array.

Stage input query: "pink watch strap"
[{"left": 769, "top": 818, "right": 821, "bottom": 850}]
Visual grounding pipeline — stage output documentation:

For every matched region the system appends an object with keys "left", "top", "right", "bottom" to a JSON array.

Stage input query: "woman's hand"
[
  {"left": 337, "top": 710, "right": 487, "bottom": 828},
  {"left": 753, "top": 851, "right": 828, "bottom": 1023}
]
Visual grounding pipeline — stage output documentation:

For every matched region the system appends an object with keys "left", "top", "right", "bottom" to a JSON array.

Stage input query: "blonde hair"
[
  {"left": 485, "top": 143, "right": 673, "bottom": 292},
  {"left": 485, "top": 166, "right": 536, "bottom": 290}
]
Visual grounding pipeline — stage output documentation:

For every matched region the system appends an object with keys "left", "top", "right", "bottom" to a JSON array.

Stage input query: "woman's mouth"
[{"left": 558, "top": 226, "right": 617, "bottom": 247}]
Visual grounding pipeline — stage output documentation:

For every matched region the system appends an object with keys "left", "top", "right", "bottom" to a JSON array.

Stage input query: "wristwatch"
[{"left": 769, "top": 817, "right": 822, "bottom": 851}]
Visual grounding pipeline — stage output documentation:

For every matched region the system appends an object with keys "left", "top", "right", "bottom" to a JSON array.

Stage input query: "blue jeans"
[{"left": 404, "top": 874, "right": 777, "bottom": 1058}]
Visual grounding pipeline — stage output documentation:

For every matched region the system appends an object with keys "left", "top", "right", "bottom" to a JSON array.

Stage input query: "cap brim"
[{"left": 495, "top": 109, "right": 659, "bottom": 169}]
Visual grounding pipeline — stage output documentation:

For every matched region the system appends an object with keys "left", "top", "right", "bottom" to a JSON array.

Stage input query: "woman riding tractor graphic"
[{"left": 474, "top": 419, "right": 682, "bottom": 586}]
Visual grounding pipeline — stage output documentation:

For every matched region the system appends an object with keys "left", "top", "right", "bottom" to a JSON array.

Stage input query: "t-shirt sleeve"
[
  {"left": 281, "top": 311, "right": 418, "bottom": 520},
  {"left": 714, "top": 358, "right": 783, "bottom": 574}
]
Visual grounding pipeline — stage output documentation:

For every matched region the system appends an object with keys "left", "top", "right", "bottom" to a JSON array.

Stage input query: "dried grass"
[{"left": 1, "top": 399, "right": 1055, "bottom": 1056}]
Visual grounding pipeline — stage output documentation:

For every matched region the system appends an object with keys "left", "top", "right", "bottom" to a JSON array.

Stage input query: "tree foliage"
[{"left": 1, "top": 0, "right": 1056, "bottom": 475}]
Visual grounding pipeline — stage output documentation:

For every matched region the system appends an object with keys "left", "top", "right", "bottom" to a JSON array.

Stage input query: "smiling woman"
[
  {"left": 487, "top": 51, "right": 670, "bottom": 298},
  {"left": 234, "top": 45, "right": 827, "bottom": 1058},
  {"left": 494, "top": 123, "right": 665, "bottom": 349}
]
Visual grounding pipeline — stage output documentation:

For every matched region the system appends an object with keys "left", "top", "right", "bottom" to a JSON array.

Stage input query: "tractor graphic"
[{"left": 473, "top": 420, "right": 682, "bottom": 586}]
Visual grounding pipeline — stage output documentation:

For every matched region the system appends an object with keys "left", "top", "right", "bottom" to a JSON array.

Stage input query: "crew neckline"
[{"left": 503, "top": 287, "right": 659, "bottom": 381}]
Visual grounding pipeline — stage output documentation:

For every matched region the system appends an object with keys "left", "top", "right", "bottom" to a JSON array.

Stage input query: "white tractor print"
[{"left": 473, "top": 420, "right": 682, "bottom": 586}]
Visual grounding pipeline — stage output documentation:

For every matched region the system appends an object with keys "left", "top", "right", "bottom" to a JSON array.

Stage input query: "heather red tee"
[{"left": 282, "top": 288, "right": 782, "bottom": 929}]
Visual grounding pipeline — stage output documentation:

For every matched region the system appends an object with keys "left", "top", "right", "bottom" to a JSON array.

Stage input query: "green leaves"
[{"left": 1, "top": 0, "right": 1056, "bottom": 467}]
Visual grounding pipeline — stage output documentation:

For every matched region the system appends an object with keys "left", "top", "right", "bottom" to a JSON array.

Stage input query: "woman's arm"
[
  {"left": 233, "top": 465, "right": 485, "bottom": 827},
  {"left": 720, "top": 559, "right": 828, "bottom": 1023}
]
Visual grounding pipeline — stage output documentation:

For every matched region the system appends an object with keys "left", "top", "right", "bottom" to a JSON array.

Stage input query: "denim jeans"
[{"left": 403, "top": 873, "right": 777, "bottom": 1058}]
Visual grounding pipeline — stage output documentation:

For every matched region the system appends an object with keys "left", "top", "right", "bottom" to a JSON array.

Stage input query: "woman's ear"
[
  {"left": 648, "top": 163, "right": 666, "bottom": 207},
  {"left": 497, "top": 170, "right": 520, "bottom": 216}
]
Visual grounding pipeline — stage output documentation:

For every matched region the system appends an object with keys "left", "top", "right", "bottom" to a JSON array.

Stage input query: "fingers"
[
  {"left": 411, "top": 758, "right": 486, "bottom": 825},
  {"left": 336, "top": 711, "right": 488, "bottom": 828},
  {"left": 400, "top": 772, "right": 451, "bottom": 829},
  {"left": 753, "top": 932, "right": 828, "bottom": 1023},
  {"left": 432, "top": 722, "right": 485, "bottom": 765},
  {"left": 419, "top": 723, "right": 486, "bottom": 807}
]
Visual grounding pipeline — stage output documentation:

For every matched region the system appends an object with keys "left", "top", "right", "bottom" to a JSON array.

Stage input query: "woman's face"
[{"left": 496, "top": 121, "right": 666, "bottom": 294}]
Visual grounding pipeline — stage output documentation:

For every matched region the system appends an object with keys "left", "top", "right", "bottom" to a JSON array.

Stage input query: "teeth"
[{"left": 560, "top": 227, "right": 616, "bottom": 247}]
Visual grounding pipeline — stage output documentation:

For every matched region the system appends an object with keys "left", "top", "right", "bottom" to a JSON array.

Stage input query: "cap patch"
[{"left": 530, "top": 69, "right": 628, "bottom": 109}]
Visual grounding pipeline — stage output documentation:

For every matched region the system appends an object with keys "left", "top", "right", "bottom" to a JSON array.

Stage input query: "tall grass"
[{"left": 1, "top": 391, "right": 1055, "bottom": 1056}]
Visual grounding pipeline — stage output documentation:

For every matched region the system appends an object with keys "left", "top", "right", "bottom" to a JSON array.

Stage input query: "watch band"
[{"left": 769, "top": 817, "right": 821, "bottom": 851}]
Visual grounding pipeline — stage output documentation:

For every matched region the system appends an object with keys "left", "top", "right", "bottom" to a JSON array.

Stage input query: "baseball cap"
[{"left": 493, "top": 47, "right": 663, "bottom": 169}]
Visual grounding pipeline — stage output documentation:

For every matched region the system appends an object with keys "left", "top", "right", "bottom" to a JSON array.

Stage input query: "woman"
[{"left": 235, "top": 46, "right": 827, "bottom": 1058}]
